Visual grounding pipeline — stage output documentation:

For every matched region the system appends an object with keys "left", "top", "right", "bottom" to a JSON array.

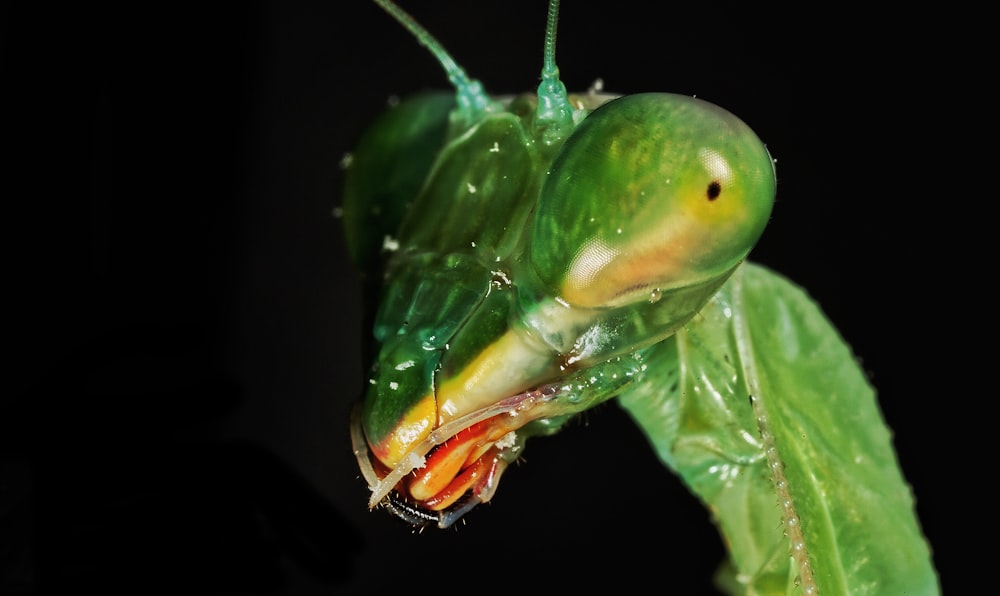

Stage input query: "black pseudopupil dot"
[{"left": 707, "top": 181, "right": 721, "bottom": 201}]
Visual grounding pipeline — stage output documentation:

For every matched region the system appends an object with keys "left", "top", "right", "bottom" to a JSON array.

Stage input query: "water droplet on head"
[{"left": 648, "top": 288, "right": 662, "bottom": 304}]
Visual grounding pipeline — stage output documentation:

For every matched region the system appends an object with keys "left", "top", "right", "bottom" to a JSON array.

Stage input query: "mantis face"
[{"left": 344, "top": 1, "right": 775, "bottom": 528}]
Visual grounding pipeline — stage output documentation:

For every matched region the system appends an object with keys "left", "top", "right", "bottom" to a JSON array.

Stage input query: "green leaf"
[{"left": 618, "top": 261, "right": 939, "bottom": 595}]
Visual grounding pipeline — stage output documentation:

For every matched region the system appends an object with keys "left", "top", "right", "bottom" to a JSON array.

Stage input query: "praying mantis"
[{"left": 338, "top": 1, "right": 940, "bottom": 593}]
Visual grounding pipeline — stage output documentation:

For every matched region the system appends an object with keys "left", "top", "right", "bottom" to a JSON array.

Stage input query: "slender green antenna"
[
  {"left": 535, "top": 0, "right": 575, "bottom": 144},
  {"left": 373, "top": 0, "right": 492, "bottom": 125}
]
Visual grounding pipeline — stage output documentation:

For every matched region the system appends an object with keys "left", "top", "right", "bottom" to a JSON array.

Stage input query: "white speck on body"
[
  {"left": 382, "top": 235, "right": 399, "bottom": 251},
  {"left": 389, "top": 382, "right": 399, "bottom": 390},
  {"left": 495, "top": 432, "right": 517, "bottom": 449},
  {"left": 491, "top": 270, "right": 512, "bottom": 286},
  {"left": 394, "top": 360, "right": 415, "bottom": 371},
  {"left": 490, "top": 142, "right": 500, "bottom": 153},
  {"left": 467, "top": 182, "right": 477, "bottom": 193}
]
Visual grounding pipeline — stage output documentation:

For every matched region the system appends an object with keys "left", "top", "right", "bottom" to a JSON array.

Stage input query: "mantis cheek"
[{"left": 365, "top": 393, "right": 437, "bottom": 469}]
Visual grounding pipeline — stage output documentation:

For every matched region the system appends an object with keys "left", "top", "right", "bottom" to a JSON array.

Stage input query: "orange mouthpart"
[{"left": 399, "top": 414, "right": 520, "bottom": 511}]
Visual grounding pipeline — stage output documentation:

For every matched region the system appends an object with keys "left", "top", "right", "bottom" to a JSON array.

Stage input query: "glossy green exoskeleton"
[
  {"left": 345, "top": 0, "right": 774, "bottom": 521},
  {"left": 341, "top": 1, "right": 939, "bottom": 594}
]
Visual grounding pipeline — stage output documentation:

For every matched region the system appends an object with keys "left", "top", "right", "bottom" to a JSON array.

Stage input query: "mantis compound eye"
[{"left": 531, "top": 92, "right": 776, "bottom": 310}]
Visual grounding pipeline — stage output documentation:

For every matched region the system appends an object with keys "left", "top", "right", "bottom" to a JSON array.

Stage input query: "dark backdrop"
[{"left": 8, "top": 1, "right": 947, "bottom": 594}]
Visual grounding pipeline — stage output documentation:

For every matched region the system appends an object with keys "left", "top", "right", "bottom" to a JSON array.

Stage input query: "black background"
[{"left": 7, "top": 1, "right": 950, "bottom": 594}]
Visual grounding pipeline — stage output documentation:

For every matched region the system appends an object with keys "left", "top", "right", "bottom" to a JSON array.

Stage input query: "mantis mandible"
[{"left": 339, "top": 1, "right": 940, "bottom": 593}]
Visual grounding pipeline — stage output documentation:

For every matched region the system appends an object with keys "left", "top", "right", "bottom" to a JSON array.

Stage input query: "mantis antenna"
[
  {"left": 372, "top": 0, "right": 493, "bottom": 125},
  {"left": 372, "top": 0, "right": 576, "bottom": 143},
  {"left": 535, "top": 0, "right": 575, "bottom": 144}
]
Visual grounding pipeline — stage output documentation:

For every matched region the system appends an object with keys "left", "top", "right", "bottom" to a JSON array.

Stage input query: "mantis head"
[{"left": 345, "top": 0, "right": 775, "bottom": 528}]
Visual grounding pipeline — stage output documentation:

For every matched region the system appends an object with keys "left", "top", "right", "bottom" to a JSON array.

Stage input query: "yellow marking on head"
[
  {"left": 372, "top": 394, "right": 437, "bottom": 468},
  {"left": 682, "top": 147, "right": 753, "bottom": 225},
  {"left": 436, "top": 330, "right": 557, "bottom": 425}
]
